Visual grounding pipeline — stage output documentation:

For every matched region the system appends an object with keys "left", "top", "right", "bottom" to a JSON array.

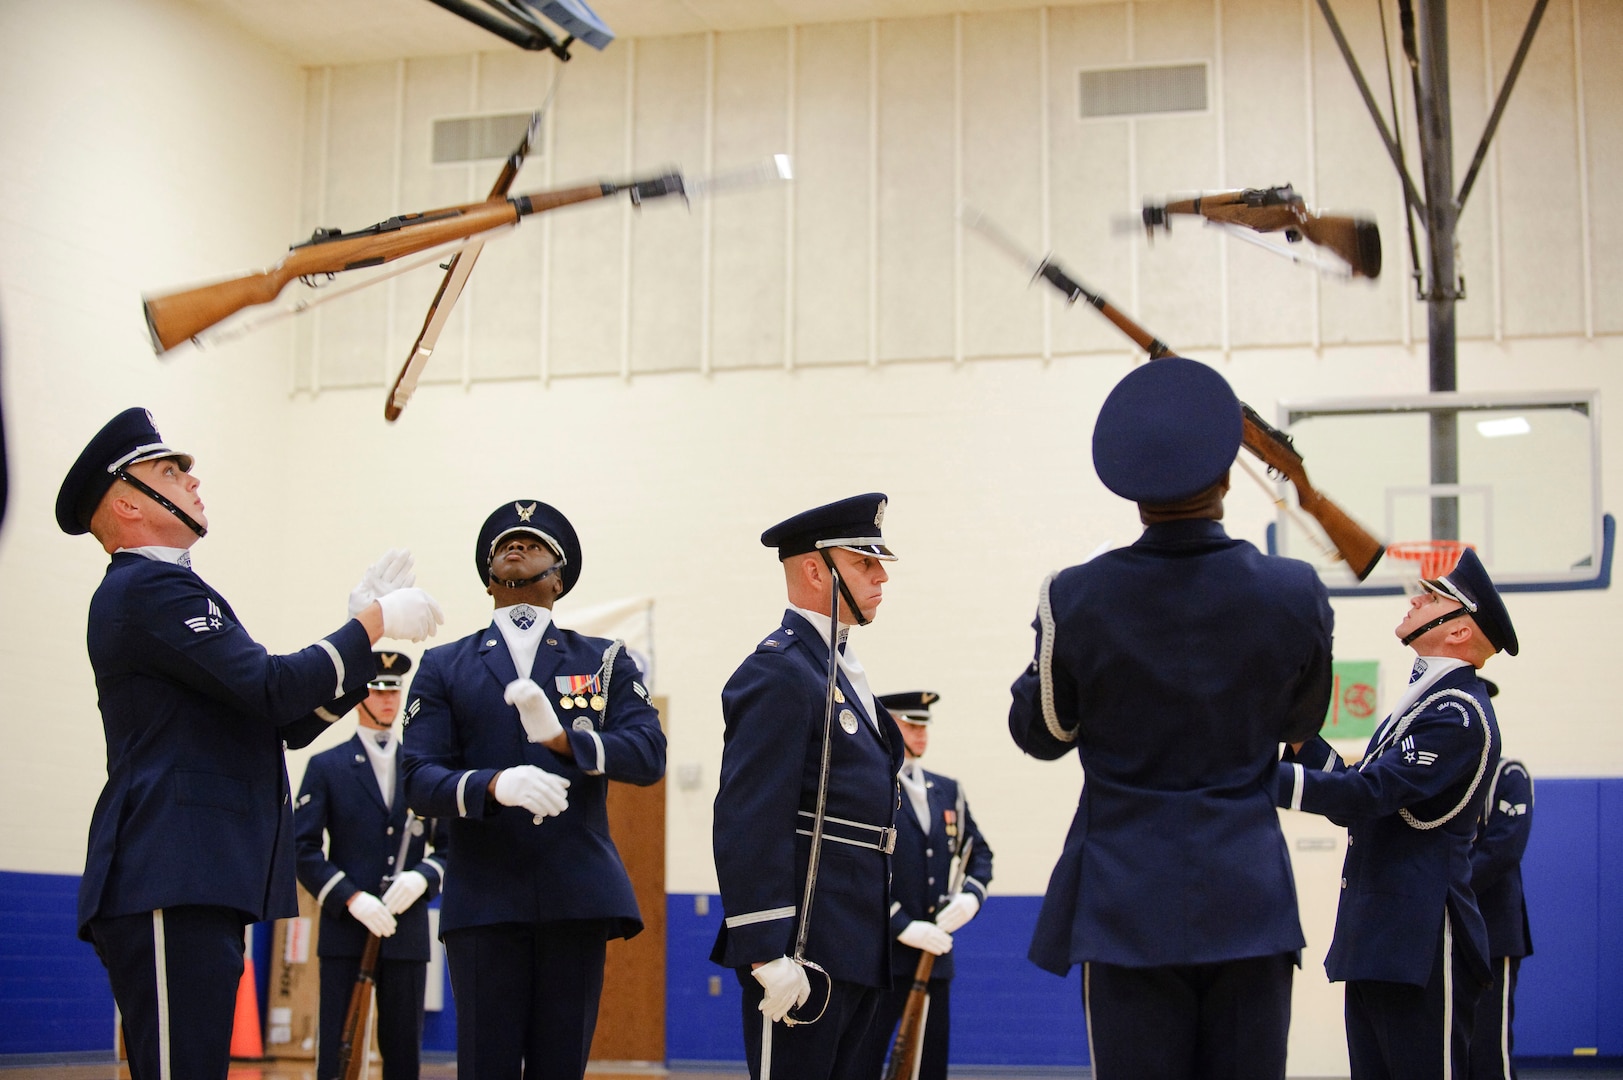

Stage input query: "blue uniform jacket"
[
  {"left": 79, "top": 553, "right": 376, "bottom": 938},
  {"left": 1278, "top": 664, "right": 1501, "bottom": 986},
  {"left": 1471, "top": 758, "right": 1533, "bottom": 960},
  {"left": 887, "top": 770, "right": 993, "bottom": 982},
  {"left": 711, "top": 610, "right": 905, "bottom": 988},
  {"left": 400, "top": 621, "right": 665, "bottom": 938},
  {"left": 1010, "top": 519, "right": 1333, "bottom": 974},
  {"left": 294, "top": 735, "right": 449, "bottom": 961}
]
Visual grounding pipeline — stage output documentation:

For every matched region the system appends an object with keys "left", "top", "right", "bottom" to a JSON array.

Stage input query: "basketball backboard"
[{"left": 1266, "top": 391, "right": 1612, "bottom": 596}]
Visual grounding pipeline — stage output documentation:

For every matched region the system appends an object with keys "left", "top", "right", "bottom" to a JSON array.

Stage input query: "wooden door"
[{"left": 589, "top": 696, "right": 667, "bottom": 1062}]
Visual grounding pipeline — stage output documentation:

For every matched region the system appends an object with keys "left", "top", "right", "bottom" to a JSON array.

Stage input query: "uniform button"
[
  {"left": 1340, "top": 877, "right": 1347, "bottom": 889},
  {"left": 388, "top": 856, "right": 396, "bottom": 865},
  {"left": 927, "top": 877, "right": 935, "bottom": 886},
  {"left": 387, "top": 827, "right": 395, "bottom": 836},
  {"left": 925, "top": 848, "right": 934, "bottom": 857},
  {"left": 1347, "top": 836, "right": 1354, "bottom": 846}
]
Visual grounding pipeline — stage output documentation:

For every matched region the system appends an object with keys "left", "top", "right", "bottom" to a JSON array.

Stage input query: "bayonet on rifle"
[{"left": 961, "top": 203, "right": 1384, "bottom": 580}]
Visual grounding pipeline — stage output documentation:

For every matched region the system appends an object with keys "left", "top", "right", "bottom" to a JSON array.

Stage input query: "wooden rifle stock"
[
  {"left": 1148, "top": 186, "right": 1382, "bottom": 279},
  {"left": 337, "top": 933, "right": 381, "bottom": 1080},
  {"left": 882, "top": 952, "right": 937, "bottom": 1080},
  {"left": 143, "top": 174, "right": 684, "bottom": 354},
  {"left": 1022, "top": 252, "right": 1384, "bottom": 580}
]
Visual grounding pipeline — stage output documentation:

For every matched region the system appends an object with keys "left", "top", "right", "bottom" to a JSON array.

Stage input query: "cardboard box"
[{"left": 266, "top": 885, "right": 322, "bottom": 1059}]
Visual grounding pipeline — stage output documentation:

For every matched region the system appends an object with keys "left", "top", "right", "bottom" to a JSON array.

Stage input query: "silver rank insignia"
[
  {"left": 572, "top": 717, "right": 594, "bottom": 732},
  {"left": 839, "top": 709, "right": 859, "bottom": 734}
]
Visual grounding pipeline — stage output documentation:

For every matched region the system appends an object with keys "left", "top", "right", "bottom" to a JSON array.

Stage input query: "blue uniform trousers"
[
  {"left": 737, "top": 969, "right": 881, "bottom": 1080},
  {"left": 317, "top": 954, "right": 427, "bottom": 1080},
  {"left": 1085, "top": 951, "right": 1295, "bottom": 1080},
  {"left": 1467, "top": 956, "right": 1521, "bottom": 1080},
  {"left": 89, "top": 905, "right": 245, "bottom": 1080},
  {"left": 443, "top": 919, "right": 608, "bottom": 1080},
  {"left": 1345, "top": 919, "right": 1485, "bottom": 1080},
  {"left": 855, "top": 976, "right": 951, "bottom": 1080}
]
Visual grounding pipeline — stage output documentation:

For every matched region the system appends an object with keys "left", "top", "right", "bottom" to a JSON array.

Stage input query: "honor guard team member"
[
  {"left": 712, "top": 493, "right": 905, "bottom": 1080},
  {"left": 296, "top": 650, "right": 449, "bottom": 1080},
  {"left": 1467, "top": 694, "right": 1533, "bottom": 1080},
  {"left": 1279, "top": 548, "right": 1516, "bottom": 1080},
  {"left": 400, "top": 500, "right": 666, "bottom": 1080},
  {"left": 1009, "top": 360, "right": 1334, "bottom": 1080},
  {"left": 854, "top": 691, "right": 993, "bottom": 1080},
  {"left": 58, "top": 408, "right": 444, "bottom": 1080}
]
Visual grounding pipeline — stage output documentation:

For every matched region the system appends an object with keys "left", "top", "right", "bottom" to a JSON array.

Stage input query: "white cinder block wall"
[{"left": 3, "top": 0, "right": 1621, "bottom": 1075}]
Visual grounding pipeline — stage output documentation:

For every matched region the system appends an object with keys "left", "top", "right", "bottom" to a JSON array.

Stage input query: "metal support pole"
[{"left": 1413, "top": 0, "right": 1459, "bottom": 538}]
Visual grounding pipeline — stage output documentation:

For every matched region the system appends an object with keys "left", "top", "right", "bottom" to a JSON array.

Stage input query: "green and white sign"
[{"left": 1322, "top": 660, "right": 1380, "bottom": 742}]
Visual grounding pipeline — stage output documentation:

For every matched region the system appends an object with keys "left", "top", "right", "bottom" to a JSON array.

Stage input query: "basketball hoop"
[{"left": 1385, "top": 540, "right": 1475, "bottom": 581}]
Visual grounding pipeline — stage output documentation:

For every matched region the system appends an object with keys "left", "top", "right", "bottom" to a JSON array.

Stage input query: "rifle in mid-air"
[
  {"left": 964, "top": 206, "right": 1385, "bottom": 580},
  {"left": 142, "top": 172, "right": 688, "bottom": 355},
  {"left": 1141, "top": 184, "right": 1382, "bottom": 279}
]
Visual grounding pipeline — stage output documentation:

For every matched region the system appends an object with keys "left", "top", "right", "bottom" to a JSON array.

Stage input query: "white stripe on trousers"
[
  {"left": 1083, "top": 962, "right": 1099, "bottom": 1080},
  {"left": 1497, "top": 956, "right": 1513, "bottom": 1077},
  {"left": 1441, "top": 911, "right": 1454, "bottom": 1080},
  {"left": 761, "top": 1013, "right": 773, "bottom": 1080},
  {"left": 153, "top": 910, "right": 172, "bottom": 1080}
]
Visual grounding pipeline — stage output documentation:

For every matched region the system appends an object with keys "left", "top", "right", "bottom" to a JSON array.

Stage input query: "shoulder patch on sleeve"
[
  {"left": 632, "top": 681, "right": 651, "bottom": 703},
  {"left": 404, "top": 698, "right": 422, "bottom": 723},
  {"left": 183, "top": 598, "right": 226, "bottom": 634}
]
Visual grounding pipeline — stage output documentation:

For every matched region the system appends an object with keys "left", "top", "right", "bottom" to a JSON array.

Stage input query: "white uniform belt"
[{"left": 795, "top": 810, "right": 896, "bottom": 854}]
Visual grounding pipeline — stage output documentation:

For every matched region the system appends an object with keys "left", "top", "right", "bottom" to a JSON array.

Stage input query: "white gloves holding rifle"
[
  {"left": 347, "top": 891, "right": 397, "bottom": 937},
  {"left": 898, "top": 920, "right": 953, "bottom": 955},
  {"left": 752, "top": 956, "right": 811, "bottom": 1022},
  {"left": 492, "top": 765, "right": 570, "bottom": 819},
  {"left": 505, "top": 678, "right": 564, "bottom": 744},
  {"left": 934, "top": 891, "right": 981, "bottom": 933},
  {"left": 381, "top": 870, "right": 428, "bottom": 914}
]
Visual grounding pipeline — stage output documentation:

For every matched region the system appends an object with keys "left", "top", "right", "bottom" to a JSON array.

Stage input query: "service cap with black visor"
[
  {"left": 475, "top": 498, "right": 581, "bottom": 599},
  {"left": 1400, "top": 547, "right": 1519, "bottom": 656},
  {"left": 55, "top": 406, "right": 204, "bottom": 539}
]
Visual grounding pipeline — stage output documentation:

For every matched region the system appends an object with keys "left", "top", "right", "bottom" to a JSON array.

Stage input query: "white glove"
[
  {"left": 505, "top": 679, "right": 564, "bottom": 744},
  {"left": 348, "top": 548, "right": 415, "bottom": 618},
  {"left": 934, "top": 891, "right": 981, "bottom": 933},
  {"left": 492, "top": 765, "right": 570, "bottom": 819},
  {"left": 751, "top": 956, "right": 811, "bottom": 1023},
  {"left": 380, "top": 869, "right": 428, "bottom": 914},
  {"left": 377, "top": 587, "right": 445, "bottom": 642},
  {"left": 347, "top": 892, "right": 397, "bottom": 937},
  {"left": 898, "top": 920, "right": 953, "bottom": 955}
]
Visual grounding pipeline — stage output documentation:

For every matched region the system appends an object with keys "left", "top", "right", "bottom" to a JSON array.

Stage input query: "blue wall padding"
[
  {"left": 0, "top": 871, "right": 113, "bottom": 1053},
  {"left": 664, "top": 893, "right": 1089, "bottom": 1067},
  {"left": 1596, "top": 782, "right": 1623, "bottom": 1054}
]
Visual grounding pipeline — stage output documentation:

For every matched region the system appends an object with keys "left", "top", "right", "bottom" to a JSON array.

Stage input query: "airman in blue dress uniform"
[
  {"left": 1279, "top": 547, "right": 1516, "bottom": 1079},
  {"left": 854, "top": 691, "right": 994, "bottom": 1080},
  {"left": 712, "top": 493, "right": 906, "bottom": 1080},
  {"left": 400, "top": 500, "right": 666, "bottom": 1080},
  {"left": 1467, "top": 704, "right": 1533, "bottom": 1080},
  {"left": 296, "top": 651, "right": 450, "bottom": 1080},
  {"left": 58, "top": 408, "right": 443, "bottom": 1080},
  {"left": 1009, "top": 360, "right": 1334, "bottom": 1080}
]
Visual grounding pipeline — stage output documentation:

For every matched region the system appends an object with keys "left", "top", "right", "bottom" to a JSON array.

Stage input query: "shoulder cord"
[
  {"left": 1035, "top": 572, "right": 1076, "bottom": 744},
  {"left": 595, "top": 639, "right": 624, "bottom": 726},
  {"left": 1377, "top": 688, "right": 1494, "bottom": 831}
]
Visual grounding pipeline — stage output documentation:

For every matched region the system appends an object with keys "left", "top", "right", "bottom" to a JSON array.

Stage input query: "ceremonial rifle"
[
  {"left": 142, "top": 172, "right": 689, "bottom": 355},
  {"left": 336, "top": 811, "right": 424, "bottom": 1080},
  {"left": 1141, "top": 185, "right": 1382, "bottom": 280},
  {"left": 884, "top": 829, "right": 975, "bottom": 1080},
  {"left": 385, "top": 110, "right": 542, "bottom": 422},
  {"left": 963, "top": 206, "right": 1384, "bottom": 580}
]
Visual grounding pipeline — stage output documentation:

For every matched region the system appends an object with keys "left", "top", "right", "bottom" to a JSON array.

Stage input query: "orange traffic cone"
[{"left": 229, "top": 949, "right": 265, "bottom": 1059}]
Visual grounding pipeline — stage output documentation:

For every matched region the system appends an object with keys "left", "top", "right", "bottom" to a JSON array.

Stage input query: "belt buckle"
[{"left": 878, "top": 827, "right": 896, "bottom": 855}]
